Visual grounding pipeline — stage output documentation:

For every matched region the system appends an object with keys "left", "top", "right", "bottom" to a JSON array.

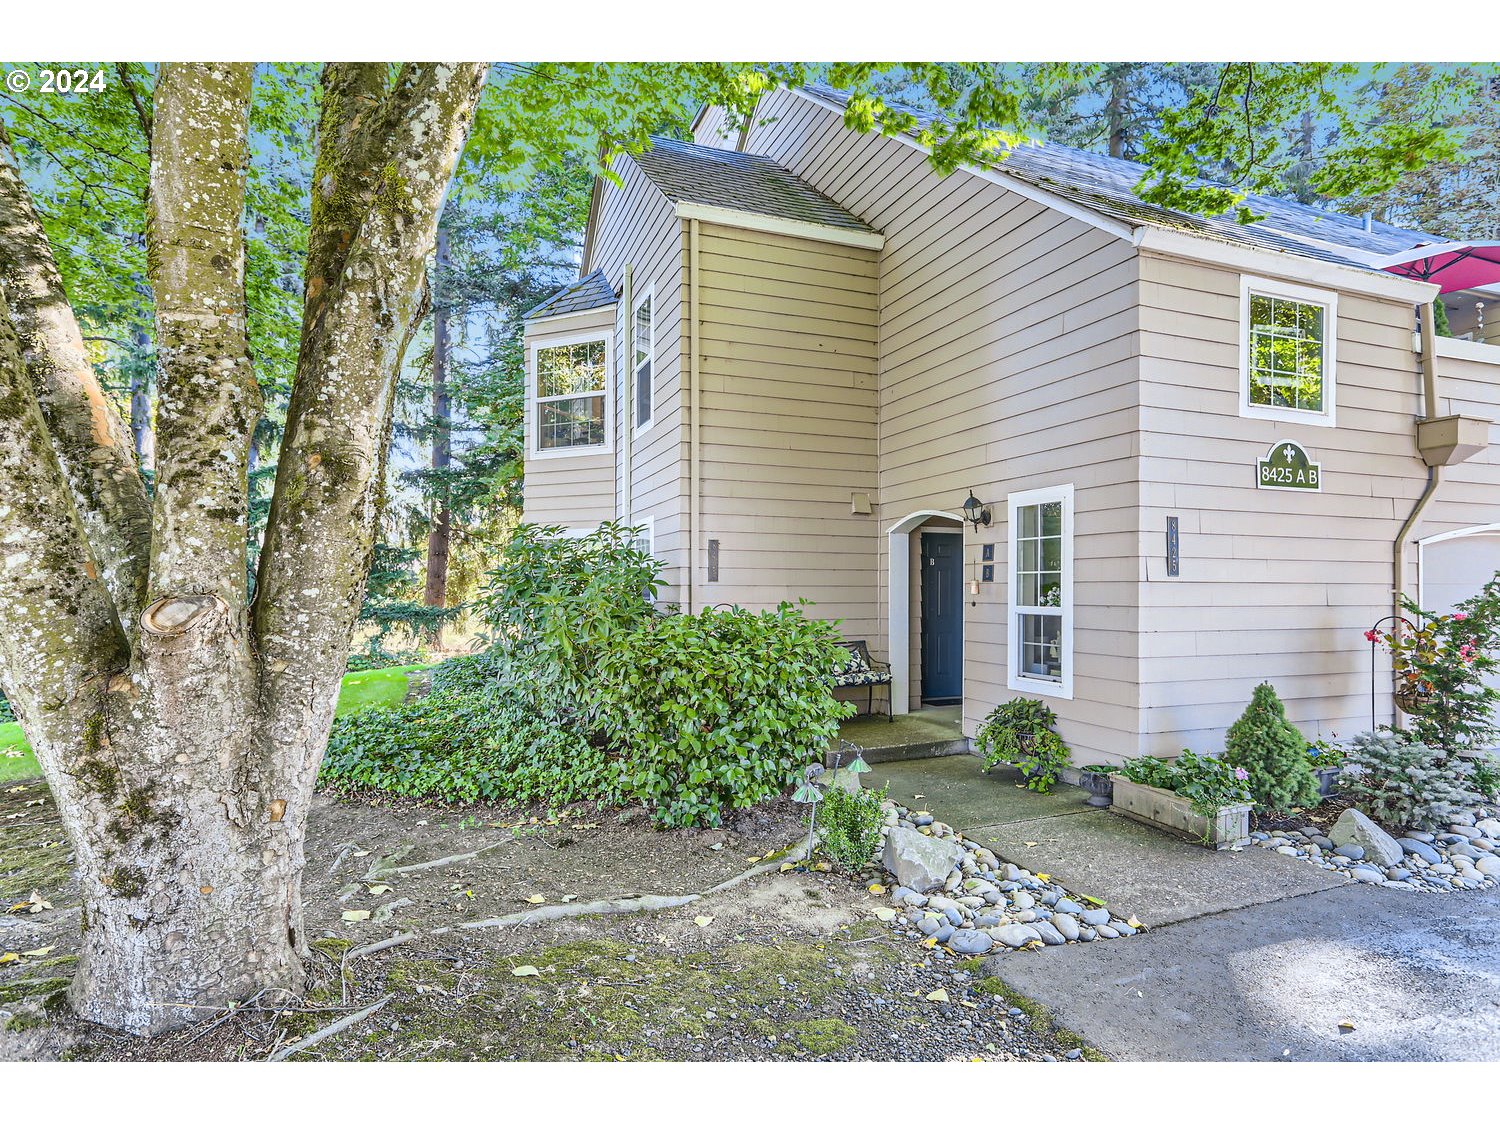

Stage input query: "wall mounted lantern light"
[{"left": 962, "top": 490, "right": 991, "bottom": 530}]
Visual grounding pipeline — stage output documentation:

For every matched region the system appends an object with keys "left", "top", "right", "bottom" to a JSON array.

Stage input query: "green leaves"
[{"left": 974, "top": 699, "right": 1070, "bottom": 792}]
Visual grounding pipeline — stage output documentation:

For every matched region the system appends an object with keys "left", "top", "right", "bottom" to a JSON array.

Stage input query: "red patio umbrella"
[{"left": 1375, "top": 241, "right": 1500, "bottom": 294}]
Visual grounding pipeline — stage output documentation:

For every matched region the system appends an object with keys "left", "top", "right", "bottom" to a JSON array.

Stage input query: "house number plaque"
[{"left": 1256, "top": 440, "right": 1321, "bottom": 491}]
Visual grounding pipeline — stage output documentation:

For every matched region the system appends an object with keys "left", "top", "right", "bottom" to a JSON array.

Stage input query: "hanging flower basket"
[{"left": 1394, "top": 681, "right": 1429, "bottom": 715}]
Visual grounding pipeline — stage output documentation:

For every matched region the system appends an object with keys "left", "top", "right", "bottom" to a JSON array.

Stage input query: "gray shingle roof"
[
  {"left": 632, "top": 136, "right": 875, "bottom": 233},
  {"left": 799, "top": 83, "right": 1443, "bottom": 277},
  {"left": 524, "top": 269, "right": 617, "bottom": 321}
]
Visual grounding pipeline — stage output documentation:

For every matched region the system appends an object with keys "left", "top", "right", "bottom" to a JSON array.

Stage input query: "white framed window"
[
  {"left": 627, "top": 514, "right": 655, "bottom": 558},
  {"left": 632, "top": 287, "right": 654, "bottom": 433},
  {"left": 529, "top": 333, "right": 613, "bottom": 457},
  {"left": 1239, "top": 275, "right": 1337, "bottom": 427},
  {"left": 1007, "top": 484, "right": 1073, "bottom": 700}
]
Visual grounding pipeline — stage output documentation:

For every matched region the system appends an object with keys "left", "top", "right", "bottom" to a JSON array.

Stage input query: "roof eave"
[{"left": 1134, "top": 227, "right": 1440, "bottom": 304}]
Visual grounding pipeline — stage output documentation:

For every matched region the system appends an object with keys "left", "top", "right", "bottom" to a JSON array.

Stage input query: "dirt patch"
[{"left": 2, "top": 780, "right": 1099, "bottom": 1062}]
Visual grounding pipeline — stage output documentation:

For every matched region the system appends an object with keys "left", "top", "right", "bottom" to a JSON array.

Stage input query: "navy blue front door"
[{"left": 920, "top": 532, "right": 963, "bottom": 703}]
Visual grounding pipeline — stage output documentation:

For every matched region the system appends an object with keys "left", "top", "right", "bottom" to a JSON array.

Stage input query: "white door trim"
[{"left": 887, "top": 509, "right": 964, "bottom": 716}]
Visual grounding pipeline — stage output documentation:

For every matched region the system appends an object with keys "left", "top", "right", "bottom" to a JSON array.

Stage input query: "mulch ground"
[{"left": 1, "top": 778, "right": 1099, "bottom": 1062}]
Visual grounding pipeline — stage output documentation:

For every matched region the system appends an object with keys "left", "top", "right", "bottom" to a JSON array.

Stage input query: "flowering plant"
[
  {"left": 1365, "top": 578, "right": 1500, "bottom": 754},
  {"left": 1120, "top": 749, "right": 1254, "bottom": 820}
]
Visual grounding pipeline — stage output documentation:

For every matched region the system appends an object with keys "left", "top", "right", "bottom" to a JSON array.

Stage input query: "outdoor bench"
[{"left": 831, "top": 639, "right": 894, "bottom": 721}]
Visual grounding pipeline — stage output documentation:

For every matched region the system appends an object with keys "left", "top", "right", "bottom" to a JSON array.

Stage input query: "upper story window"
[
  {"left": 1007, "top": 484, "right": 1073, "bottom": 700},
  {"left": 533, "top": 336, "right": 611, "bottom": 456},
  {"left": 633, "top": 290, "right": 654, "bottom": 432},
  {"left": 1240, "top": 276, "right": 1337, "bottom": 427}
]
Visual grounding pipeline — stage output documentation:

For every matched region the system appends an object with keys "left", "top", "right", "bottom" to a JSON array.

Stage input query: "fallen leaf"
[
  {"left": 367, "top": 884, "right": 392, "bottom": 896},
  {"left": 867, "top": 883, "right": 887, "bottom": 896},
  {"left": 525, "top": 894, "right": 546, "bottom": 904},
  {"left": 925, "top": 988, "right": 950, "bottom": 1003},
  {"left": 1126, "top": 915, "right": 1143, "bottom": 929},
  {"left": 921, "top": 937, "right": 938, "bottom": 948},
  {"left": 1024, "top": 841, "right": 1039, "bottom": 848},
  {"left": 0, "top": 952, "right": 17, "bottom": 964},
  {"left": 813, "top": 861, "right": 832, "bottom": 872},
  {"left": 341, "top": 910, "right": 370, "bottom": 922},
  {"left": 1338, "top": 1020, "right": 1356, "bottom": 1031},
  {"left": 780, "top": 862, "right": 796, "bottom": 873},
  {"left": 694, "top": 915, "right": 713, "bottom": 927},
  {"left": 21, "top": 946, "right": 54, "bottom": 958},
  {"left": 511, "top": 965, "right": 541, "bottom": 977},
  {"left": 914, "top": 794, "right": 926, "bottom": 799},
  {"left": 746, "top": 855, "right": 761, "bottom": 863},
  {"left": 1035, "top": 873, "right": 1050, "bottom": 883}
]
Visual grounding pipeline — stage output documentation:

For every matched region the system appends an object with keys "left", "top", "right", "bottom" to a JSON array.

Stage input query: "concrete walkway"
[{"left": 866, "top": 754, "right": 1500, "bottom": 1061}]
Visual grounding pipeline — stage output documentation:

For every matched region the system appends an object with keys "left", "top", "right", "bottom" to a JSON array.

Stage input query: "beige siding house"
[{"left": 522, "top": 84, "right": 1500, "bottom": 764}]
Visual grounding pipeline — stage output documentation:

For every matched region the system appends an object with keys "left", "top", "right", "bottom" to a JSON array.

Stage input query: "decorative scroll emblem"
[{"left": 1257, "top": 440, "right": 1321, "bottom": 491}]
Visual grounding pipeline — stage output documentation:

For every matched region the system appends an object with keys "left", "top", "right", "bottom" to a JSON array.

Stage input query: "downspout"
[
  {"left": 688, "top": 218, "right": 702, "bottom": 614},
  {"left": 622, "top": 264, "right": 634, "bottom": 523},
  {"left": 1392, "top": 299, "right": 1443, "bottom": 717}
]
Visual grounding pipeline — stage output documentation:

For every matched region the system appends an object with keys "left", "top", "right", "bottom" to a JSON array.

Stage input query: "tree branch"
[
  {"left": 254, "top": 62, "right": 486, "bottom": 787},
  {"left": 300, "top": 61, "right": 390, "bottom": 338},
  {"left": 0, "top": 283, "right": 130, "bottom": 720},
  {"left": 116, "top": 62, "right": 154, "bottom": 161},
  {"left": 0, "top": 121, "right": 153, "bottom": 637},
  {"left": 146, "top": 63, "right": 259, "bottom": 610}
]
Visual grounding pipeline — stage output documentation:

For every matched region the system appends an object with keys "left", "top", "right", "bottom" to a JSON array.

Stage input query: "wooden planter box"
[{"left": 1110, "top": 777, "right": 1252, "bottom": 850}]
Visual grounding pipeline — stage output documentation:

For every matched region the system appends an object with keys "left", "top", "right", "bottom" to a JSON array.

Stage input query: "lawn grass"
[{"left": 0, "top": 663, "right": 426, "bottom": 783}]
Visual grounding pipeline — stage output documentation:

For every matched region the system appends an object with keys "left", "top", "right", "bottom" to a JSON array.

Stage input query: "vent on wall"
[{"left": 708, "top": 539, "right": 720, "bottom": 583}]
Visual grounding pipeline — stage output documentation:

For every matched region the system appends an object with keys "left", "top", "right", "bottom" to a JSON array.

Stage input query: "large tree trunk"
[
  {"left": 0, "top": 61, "right": 486, "bottom": 1036},
  {"left": 423, "top": 226, "right": 452, "bottom": 638}
]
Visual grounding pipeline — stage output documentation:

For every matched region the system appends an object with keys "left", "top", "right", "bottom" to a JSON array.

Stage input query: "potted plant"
[
  {"left": 1307, "top": 738, "right": 1345, "bottom": 799},
  {"left": 1077, "top": 763, "right": 1118, "bottom": 807},
  {"left": 1112, "top": 750, "right": 1254, "bottom": 849},
  {"left": 974, "top": 698, "right": 1070, "bottom": 793}
]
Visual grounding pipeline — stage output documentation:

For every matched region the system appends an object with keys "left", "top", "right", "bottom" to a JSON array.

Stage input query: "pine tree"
[{"left": 1224, "top": 682, "right": 1321, "bottom": 814}]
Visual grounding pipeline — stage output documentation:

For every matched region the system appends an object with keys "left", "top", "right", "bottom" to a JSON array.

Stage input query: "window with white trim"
[
  {"left": 633, "top": 290, "right": 653, "bottom": 432},
  {"left": 1240, "top": 276, "right": 1337, "bottom": 425},
  {"left": 533, "top": 337, "right": 609, "bottom": 453},
  {"left": 1007, "top": 484, "right": 1073, "bottom": 699}
]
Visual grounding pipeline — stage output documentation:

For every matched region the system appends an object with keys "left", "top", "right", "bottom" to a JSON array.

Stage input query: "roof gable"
[
  {"left": 524, "top": 269, "right": 617, "bottom": 322},
  {"left": 630, "top": 136, "right": 875, "bottom": 234}
]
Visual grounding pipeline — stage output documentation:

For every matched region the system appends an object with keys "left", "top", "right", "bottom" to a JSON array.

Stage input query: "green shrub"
[
  {"left": 1341, "top": 730, "right": 1481, "bottom": 830},
  {"left": 974, "top": 698, "right": 1070, "bottom": 792},
  {"left": 818, "top": 783, "right": 890, "bottom": 871},
  {"left": 1120, "top": 749, "right": 1253, "bottom": 819},
  {"left": 0, "top": 690, "right": 12, "bottom": 725},
  {"left": 1471, "top": 754, "right": 1500, "bottom": 801},
  {"left": 323, "top": 523, "right": 853, "bottom": 827},
  {"left": 320, "top": 687, "right": 607, "bottom": 808},
  {"left": 474, "top": 521, "right": 662, "bottom": 712},
  {"left": 593, "top": 603, "right": 853, "bottom": 827},
  {"left": 1223, "top": 682, "right": 1321, "bottom": 814},
  {"left": 1367, "top": 580, "right": 1500, "bottom": 753}
]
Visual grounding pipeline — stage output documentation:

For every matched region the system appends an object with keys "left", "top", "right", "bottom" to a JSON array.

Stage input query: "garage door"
[
  {"left": 1422, "top": 531, "right": 1500, "bottom": 615},
  {"left": 1420, "top": 529, "right": 1500, "bottom": 693}
]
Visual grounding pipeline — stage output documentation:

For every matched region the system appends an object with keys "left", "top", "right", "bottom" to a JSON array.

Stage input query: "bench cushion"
[{"left": 830, "top": 644, "right": 891, "bottom": 687}]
